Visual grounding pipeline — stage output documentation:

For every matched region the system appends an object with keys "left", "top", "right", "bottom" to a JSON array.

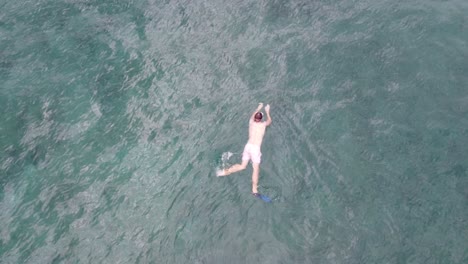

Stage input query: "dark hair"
[{"left": 254, "top": 112, "right": 263, "bottom": 121}]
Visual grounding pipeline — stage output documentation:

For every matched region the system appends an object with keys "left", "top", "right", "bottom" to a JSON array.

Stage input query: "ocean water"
[{"left": 1, "top": 0, "right": 467, "bottom": 263}]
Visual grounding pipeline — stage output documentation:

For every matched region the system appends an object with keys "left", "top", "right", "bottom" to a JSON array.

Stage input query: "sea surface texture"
[{"left": 1, "top": 0, "right": 467, "bottom": 263}]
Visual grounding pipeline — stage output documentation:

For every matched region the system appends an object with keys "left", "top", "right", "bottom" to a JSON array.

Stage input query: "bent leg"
[
  {"left": 217, "top": 159, "right": 248, "bottom": 176},
  {"left": 251, "top": 162, "right": 260, "bottom": 193}
]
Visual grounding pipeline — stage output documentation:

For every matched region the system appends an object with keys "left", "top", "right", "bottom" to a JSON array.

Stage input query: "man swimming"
[{"left": 217, "top": 103, "right": 272, "bottom": 195}]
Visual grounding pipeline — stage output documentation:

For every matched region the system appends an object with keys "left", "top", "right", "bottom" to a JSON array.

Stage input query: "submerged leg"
[
  {"left": 217, "top": 159, "right": 248, "bottom": 176},
  {"left": 251, "top": 162, "right": 260, "bottom": 193}
]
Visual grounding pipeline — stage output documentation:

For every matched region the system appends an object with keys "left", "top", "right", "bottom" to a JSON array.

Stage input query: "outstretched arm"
[
  {"left": 264, "top": 104, "right": 272, "bottom": 126},
  {"left": 250, "top": 103, "right": 263, "bottom": 121}
]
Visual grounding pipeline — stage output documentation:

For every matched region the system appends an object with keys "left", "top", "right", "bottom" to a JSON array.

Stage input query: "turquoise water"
[{"left": 1, "top": 0, "right": 467, "bottom": 263}]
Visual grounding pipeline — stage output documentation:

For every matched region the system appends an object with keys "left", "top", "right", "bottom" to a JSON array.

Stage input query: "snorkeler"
[{"left": 217, "top": 103, "right": 272, "bottom": 195}]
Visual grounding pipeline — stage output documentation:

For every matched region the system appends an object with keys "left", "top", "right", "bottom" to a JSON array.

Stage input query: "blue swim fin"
[{"left": 253, "top": 193, "right": 272, "bottom": 203}]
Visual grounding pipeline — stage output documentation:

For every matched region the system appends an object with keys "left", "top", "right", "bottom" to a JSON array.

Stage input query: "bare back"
[{"left": 248, "top": 120, "right": 267, "bottom": 146}]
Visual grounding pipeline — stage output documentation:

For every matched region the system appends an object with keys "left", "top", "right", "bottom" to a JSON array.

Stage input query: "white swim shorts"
[{"left": 242, "top": 143, "right": 262, "bottom": 164}]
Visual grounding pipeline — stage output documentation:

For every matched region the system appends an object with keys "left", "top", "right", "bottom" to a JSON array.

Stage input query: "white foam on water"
[
  {"left": 216, "top": 151, "right": 238, "bottom": 176},
  {"left": 221, "top": 151, "right": 234, "bottom": 162}
]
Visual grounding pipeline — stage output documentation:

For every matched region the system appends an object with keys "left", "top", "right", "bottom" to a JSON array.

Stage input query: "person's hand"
[
  {"left": 265, "top": 104, "right": 270, "bottom": 112},
  {"left": 257, "top": 103, "right": 263, "bottom": 111}
]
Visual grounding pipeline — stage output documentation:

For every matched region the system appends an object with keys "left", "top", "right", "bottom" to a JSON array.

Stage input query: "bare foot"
[{"left": 216, "top": 169, "right": 227, "bottom": 177}]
